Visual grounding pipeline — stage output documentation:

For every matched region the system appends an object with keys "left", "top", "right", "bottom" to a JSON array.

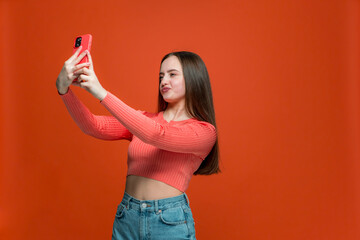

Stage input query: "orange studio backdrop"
[{"left": 1, "top": 0, "right": 359, "bottom": 239}]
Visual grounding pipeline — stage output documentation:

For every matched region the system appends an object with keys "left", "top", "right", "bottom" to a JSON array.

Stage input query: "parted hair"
[{"left": 158, "top": 51, "right": 220, "bottom": 175}]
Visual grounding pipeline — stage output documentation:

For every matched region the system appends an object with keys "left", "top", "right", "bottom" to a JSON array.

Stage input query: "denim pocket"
[
  {"left": 159, "top": 206, "right": 187, "bottom": 225},
  {"left": 115, "top": 203, "right": 126, "bottom": 218}
]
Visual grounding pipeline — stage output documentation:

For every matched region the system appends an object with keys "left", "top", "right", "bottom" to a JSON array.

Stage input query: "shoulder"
[
  {"left": 175, "top": 118, "right": 217, "bottom": 137},
  {"left": 188, "top": 119, "right": 216, "bottom": 131}
]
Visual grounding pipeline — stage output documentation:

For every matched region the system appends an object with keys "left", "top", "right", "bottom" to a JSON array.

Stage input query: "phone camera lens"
[{"left": 75, "top": 37, "right": 82, "bottom": 47}]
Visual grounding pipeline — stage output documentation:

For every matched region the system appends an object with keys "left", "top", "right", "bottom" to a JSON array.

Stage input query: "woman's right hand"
[{"left": 56, "top": 45, "right": 91, "bottom": 94}]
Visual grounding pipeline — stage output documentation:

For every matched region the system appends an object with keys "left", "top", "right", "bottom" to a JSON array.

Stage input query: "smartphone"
[
  {"left": 72, "top": 34, "right": 92, "bottom": 82},
  {"left": 72, "top": 34, "right": 92, "bottom": 64}
]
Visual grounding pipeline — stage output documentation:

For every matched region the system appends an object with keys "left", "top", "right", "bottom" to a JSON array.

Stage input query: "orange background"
[{"left": 1, "top": 0, "right": 359, "bottom": 239}]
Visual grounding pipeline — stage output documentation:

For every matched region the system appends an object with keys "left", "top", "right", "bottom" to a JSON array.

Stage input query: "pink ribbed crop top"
[{"left": 59, "top": 88, "right": 217, "bottom": 192}]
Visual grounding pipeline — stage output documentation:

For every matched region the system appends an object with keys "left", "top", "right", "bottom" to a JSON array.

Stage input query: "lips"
[{"left": 161, "top": 87, "right": 171, "bottom": 93}]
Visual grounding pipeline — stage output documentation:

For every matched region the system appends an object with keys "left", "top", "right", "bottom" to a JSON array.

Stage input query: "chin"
[
  {"left": 164, "top": 98, "right": 177, "bottom": 103},
  {"left": 162, "top": 97, "right": 172, "bottom": 103}
]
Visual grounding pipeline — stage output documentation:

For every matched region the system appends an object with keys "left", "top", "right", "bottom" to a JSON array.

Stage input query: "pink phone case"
[
  {"left": 72, "top": 34, "right": 92, "bottom": 82},
  {"left": 73, "top": 34, "right": 92, "bottom": 64}
]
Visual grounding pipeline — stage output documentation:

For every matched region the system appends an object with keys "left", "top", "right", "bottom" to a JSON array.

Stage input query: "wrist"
[
  {"left": 58, "top": 87, "right": 69, "bottom": 95},
  {"left": 97, "top": 88, "right": 107, "bottom": 101},
  {"left": 56, "top": 81, "right": 69, "bottom": 94}
]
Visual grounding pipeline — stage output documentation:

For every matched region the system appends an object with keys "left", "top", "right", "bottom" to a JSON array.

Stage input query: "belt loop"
[
  {"left": 125, "top": 194, "right": 132, "bottom": 210},
  {"left": 184, "top": 193, "right": 190, "bottom": 206},
  {"left": 155, "top": 200, "right": 159, "bottom": 213}
]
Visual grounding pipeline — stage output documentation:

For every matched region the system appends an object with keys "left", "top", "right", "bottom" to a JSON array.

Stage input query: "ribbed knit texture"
[{"left": 59, "top": 88, "right": 217, "bottom": 192}]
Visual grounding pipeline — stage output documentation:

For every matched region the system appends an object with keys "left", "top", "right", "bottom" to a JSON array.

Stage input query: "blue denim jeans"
[{"left": 112, "top": 191, "right": 196, "bottom": 240}]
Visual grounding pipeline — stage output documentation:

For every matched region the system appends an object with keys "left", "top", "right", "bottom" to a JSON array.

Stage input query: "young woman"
[{"left": 56, "top": 47, "right": 220, "bottom": 240}]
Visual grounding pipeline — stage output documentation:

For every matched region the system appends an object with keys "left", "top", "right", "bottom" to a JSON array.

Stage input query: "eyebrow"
[{"left": 159, "top": 69, "right": 180, "bottom": 75}]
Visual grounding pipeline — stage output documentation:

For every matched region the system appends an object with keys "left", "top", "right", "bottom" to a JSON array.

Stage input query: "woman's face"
[{"left": 159, "top": 55, "right": 186, "bottom": 105}]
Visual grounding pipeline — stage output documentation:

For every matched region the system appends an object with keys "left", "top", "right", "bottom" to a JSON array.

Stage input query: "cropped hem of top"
[{"left": 58, "top": 88, "right": 217, "bottom": 192}]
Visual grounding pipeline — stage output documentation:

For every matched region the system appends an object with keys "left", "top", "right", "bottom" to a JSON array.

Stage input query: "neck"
[{"left": 164, "top": 101, "right": 192, "bottom": 122}]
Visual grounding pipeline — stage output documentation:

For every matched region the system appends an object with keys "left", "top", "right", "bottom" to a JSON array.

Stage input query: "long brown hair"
[{"left": 158, "top": 51, "right": 220, "bottom": 175}]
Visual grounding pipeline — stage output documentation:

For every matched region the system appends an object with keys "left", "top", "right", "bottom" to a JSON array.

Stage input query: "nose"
[{"left": 160, "top": 76, "right": 170, "bottom": 87}]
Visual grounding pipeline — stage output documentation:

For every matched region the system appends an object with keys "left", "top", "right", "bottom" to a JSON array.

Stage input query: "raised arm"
[
  {"left": 100, "top": 91, "right": 217, "bottom": 159},
  {"left": 59, "top": 88, "right": 132, "bottom": 141}
]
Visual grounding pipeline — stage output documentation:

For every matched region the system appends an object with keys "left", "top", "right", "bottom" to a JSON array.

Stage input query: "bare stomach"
[{"left": 125, "top": 175, "right": 183, "bottom": 200}]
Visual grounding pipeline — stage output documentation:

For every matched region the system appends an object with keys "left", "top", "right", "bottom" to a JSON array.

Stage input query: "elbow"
[
  {"left": 80, "top": 128, "right": 105, "bottom": 140},
  {"left": 75, "top": 117, "right": 100, "bottom": 137},
  {"left": 80, "top": 126, "right": 93, "bottom": 137},
  {"left": 77, "top": 124, "right": 96, "bottom": 138}
]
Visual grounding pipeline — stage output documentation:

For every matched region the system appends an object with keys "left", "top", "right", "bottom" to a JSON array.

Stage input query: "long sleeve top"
[{"left": 59, "top": 88, "right": 217, "bottom": 192}]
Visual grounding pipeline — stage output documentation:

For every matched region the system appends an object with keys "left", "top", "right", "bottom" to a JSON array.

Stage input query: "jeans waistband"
[{"left": 121, "top": 191, "right": 190, "bottom": 213}]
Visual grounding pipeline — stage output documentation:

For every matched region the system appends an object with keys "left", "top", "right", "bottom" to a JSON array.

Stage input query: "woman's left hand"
[{"left": 72, "top": 50, "right": 107, "bottom": 101}]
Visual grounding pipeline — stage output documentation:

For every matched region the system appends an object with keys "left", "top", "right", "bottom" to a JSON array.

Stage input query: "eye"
[{"left": 170, "top": 73, "right": 176, "bottom": 77}]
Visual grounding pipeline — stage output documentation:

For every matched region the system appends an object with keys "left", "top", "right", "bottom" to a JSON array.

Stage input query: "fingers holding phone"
[
  {"left": 66, "top": 45, "right": 82, "bottom": 64},
  {"left": 72, "top": 49, "right": 90, "bottom": 67},
  {"left": 56, "top": 56, "right": 91, "bottom": 94},
  {"left": 56, "top": 34, "right": 92, "bottom": 94}
]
